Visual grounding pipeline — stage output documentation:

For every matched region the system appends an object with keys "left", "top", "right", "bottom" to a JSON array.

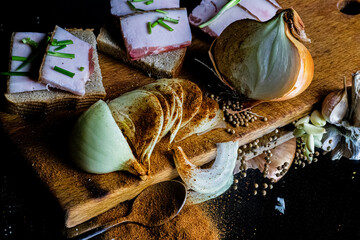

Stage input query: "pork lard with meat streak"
[
  {"left": 39, "top": 26, "right": 94, "bottom": 96},
  {"left": 189, "top": 0, "right": 281, "bottom": 37},
  {"left": 8, "top": 32, "right": 47, "bottom": 93},
  {"left": 120, "top": 8, "right": 192, "bottom": 60},
  {"left": 111, "top": 0, "right": 179, "bottom": 17}
]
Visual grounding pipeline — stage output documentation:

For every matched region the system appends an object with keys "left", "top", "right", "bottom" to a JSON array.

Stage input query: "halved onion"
[{"left": 69, "top": 100, "right": 146, "bottom": 176}]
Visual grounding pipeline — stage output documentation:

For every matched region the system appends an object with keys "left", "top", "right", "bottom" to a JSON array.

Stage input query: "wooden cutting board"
[{"left": 1, "top": 0, "right": 359, "bottom": 229}]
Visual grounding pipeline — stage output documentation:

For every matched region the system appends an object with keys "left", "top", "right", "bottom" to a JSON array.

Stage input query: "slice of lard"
[
  {"left": 240, "top": 0, "right": 281, "bottom": 22},
  {"left": 120, "top": 8, "right": 192, "bottom": 60},
  {"left": 201, "top": 5, "right": 258, "bottom": 38},
  {"left": 8, "top": 32, "right": 47, "bottom": 93},
  {"left": 189, "top": 0, "right": 281, "bottom": 37},
  {"left": 111, "top": 0, "right": 179, "bottom": 17},
  {"left": 39, "top": 26, "right": 93, "bottom": 96}
]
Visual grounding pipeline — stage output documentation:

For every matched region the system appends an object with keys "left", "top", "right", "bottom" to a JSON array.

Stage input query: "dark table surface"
[{"left": 1, "top": 1, "right": 360, "bottom": 240}]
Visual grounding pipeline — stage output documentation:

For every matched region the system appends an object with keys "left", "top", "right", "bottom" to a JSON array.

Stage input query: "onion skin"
[
  {"left": 211, "top": 8, "right": 314, "bottom": 101},
  {"left": 272, "top": 9, "right": 314, "bottom": 101}
]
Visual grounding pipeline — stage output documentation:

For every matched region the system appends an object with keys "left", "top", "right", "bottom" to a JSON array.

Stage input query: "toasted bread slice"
[
  {"left": 4, "top": 28, "right": 105, "bottom": 115},
  {"left": 96, "top": 21, "right": 187, "bottom": 78}
]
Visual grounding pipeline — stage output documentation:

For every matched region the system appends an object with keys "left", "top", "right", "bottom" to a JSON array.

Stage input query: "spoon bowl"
[
  {"left": 130, "top": 180, "right": 187, "bottom": 227},
  {"left": 74, "top": 180, "right": 187, "bottom": 240}
]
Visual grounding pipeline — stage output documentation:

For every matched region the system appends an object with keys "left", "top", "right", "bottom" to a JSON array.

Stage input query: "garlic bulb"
[
  {"left": 321, "top": 78, "right": 348, "bottom": 124},
  {"left": 210, "top": 8, "right": 314, "bottom": 101},
  {"left": 69, "top": 100, "right": 146, "bottom": 176},
  {"left": 349, "top": 71, "right": 360, "bottom": 126},
  {"left": 321, "top": 125, "right": 341, "bottom": 152}
]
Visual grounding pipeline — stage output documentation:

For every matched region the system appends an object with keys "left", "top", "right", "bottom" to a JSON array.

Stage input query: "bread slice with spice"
[
  {"left": 96, "top": 21, "right": 187, "bottom": 78},
  {"left": 4, "top": 28, "right": 105, "bottom": 115}
]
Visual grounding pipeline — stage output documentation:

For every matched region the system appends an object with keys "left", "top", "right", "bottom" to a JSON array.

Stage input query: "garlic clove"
[
  {"left": 293, "top": 128, "right": 306, "bottom": 138},
  {"left": 305, "top": 134, "right": 315, "bottom": 153},
  {"left": 295, "top": 115, "right": 310, "bottom": 128},
  {"left": 310, "top": 110, "right": 326, "bottom": 126},
  {"left": 321, "top": 78, "right": 348, "bottom": 124},
  {"left": 314, "top": 137, "right": 322, "bottom": 148},
  {"left": 304, "top": 147, "right": 313, "bottom": 161},
  {"left": 303, "top": 123, "right": 326, "bottom": 135}
]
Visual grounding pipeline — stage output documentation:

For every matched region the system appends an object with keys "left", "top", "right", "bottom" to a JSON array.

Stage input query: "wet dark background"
[{"left": 1, "top": 1, "right": 360, "bottom": 239}]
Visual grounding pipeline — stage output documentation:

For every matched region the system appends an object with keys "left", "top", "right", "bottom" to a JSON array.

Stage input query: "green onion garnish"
[
  {"left": 127, "top": 0, "right": 136, "bottom": 10},
  {"left": 156, "top": 9, "right": 168, "bottom": 14},
  {"left": 79, "top": 67, "right": 85, "bottom": 71},
  {"left": 127, "top": 1, "right": 144, "bottom": 11},
  {"left": 0, "top": 72, "right": 30, "bottom": 76},
  {"left": 151, "top": 21, "right": 159, "bottom": 28},
  {"left": 163, "top": 16, "right": 179, "bottom": 24},
  {"left": 51, "top": 39, "right": 73, "bottom": 46},
  {"left": 132, "top": 0, "right": 146, "bottom": 2},
  {"left": 199, "top": 0, "right": 241, "bottom": 28},
  {"left": 12, "top": 56, "right": 28, "bottom": 61},
  {"left": 16, "top": 36, "right": 50, "bottom": 71},
  {"left": 54, "top": 45, "right": 66, "bottom": 51},
  {"left": 47, "top": 51, "right": 75, "bottom": 59},
  {"left": 22, "top": 37, "right": 39, "bottom": 49},
  {"left": 54, "top": 66, "right": 75, "bottom": 78},
  {"left": 145, "top": 0, "right": 153, "bottom": 4},
  {"left": 157, "top": 19, "right": 173, "bottom": 31},
  {"left": 147, "top": 22, "right": 152, "bottom": 34}
]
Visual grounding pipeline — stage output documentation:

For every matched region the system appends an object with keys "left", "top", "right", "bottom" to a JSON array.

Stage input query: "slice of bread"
[
  {"left": 96, "top": 22, "right": 186, "bottom": 79},
  {"left": 4, "top": 28, "right": 106, "bottom": 115}
]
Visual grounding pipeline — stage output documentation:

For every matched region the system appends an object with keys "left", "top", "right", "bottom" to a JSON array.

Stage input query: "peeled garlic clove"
[
  {"left": 303, "top": 123, "right": 326, "bottom": 135},
  {"left": 314, "top": 137, "right": 322, "bottom": 148},
  {"left": 304, "top": 147, "right": 313, "bottom": 161},
  {"left": 310, "top": 110, "right": 326, "bottom": 126},
  {"left": 293, "top": 128, "right": 306, "bottom": 138},
  {"left": 321, "top": 79, "right": 348, "bottom": 124},
  {"left": 304, "top": 134, "right": 315, "bottom": 153},
  {"left": 212, "top": 8, "right": 313, "bottom": 101},
  {"left": 295, "top": 115, "right": 310, "bottom": 128},
  {"left": 313, "top": 133, "right": 324, "bottom": 148}
]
